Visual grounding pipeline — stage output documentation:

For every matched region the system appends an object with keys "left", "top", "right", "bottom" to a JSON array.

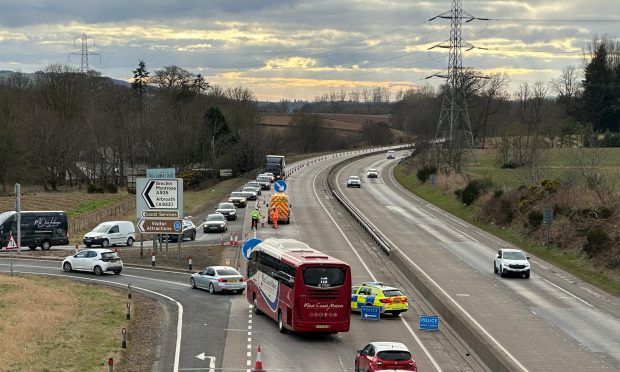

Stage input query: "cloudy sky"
[{"left": 0, "top": 0, "right": 618, "bottom": 101}]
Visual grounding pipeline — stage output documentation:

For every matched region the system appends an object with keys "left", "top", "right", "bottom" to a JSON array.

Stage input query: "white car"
[
  {"left": 366, "top": 169, "right": 378, "bottom": 178},
  {"left": 62, "top": 249, "right": 123, "bottom": 276},
  {"left": 347, "top": 176, "right": 361, "bottom": 188},
  {"left": 494, "top": 248, "right": 530, "bottom": 278}
]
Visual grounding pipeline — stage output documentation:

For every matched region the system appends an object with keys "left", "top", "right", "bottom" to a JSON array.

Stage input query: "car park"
[
  {"left": 366, "top": 169, "right": 379, "bottom": 178},
  {"left": 347, "top": 176, "right": 361, "bottom": 188},
  {"left": 167, "top": 219, "right": 196, "bottom": 242},
  {"left": 355, "top": 342, "right": 417, "bottom": 371},
  {"left": 203, "top": 213, "right": 227, "bottom": 233},
  {"left": 241, "top": 187, "right": 258, "bottom": 200},
  {"left": 494, "top": 248, "right": 530, "bottom": 278},
  {"left": 190, "top": 265, "right": 246, "bottom": 294},
  {"left": 215, "top": 202, "right": 237, "bottom": 221},
  {"left": 256, "top": 175, "right": 272, "bottom": 190},
  {"left": 62, "top": 249, "right": 123, "bottom": 276},
  {"left": 228, "top": 191, "right": 247, "bottom": 208},
  {"left": 83, "top": 220, "right": 135, "bottom": 248},
  {"left": 245, "top": 181, "right": 262, "bottom": 195},
  {"left": 351, "top": 282, "right": 408, "bottom": 316}
]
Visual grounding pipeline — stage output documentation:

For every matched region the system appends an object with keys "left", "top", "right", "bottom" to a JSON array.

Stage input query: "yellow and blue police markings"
[{"left": 351, "top": 282, "right": 408, "bottom": 315}]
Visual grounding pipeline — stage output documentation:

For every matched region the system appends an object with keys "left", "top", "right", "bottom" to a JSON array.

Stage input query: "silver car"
[
  {"left": 245, "top": 181, "right": 262, "bottom": 195},
  {"left": 190, "top": 266, "right": 246, "bottom": 294},
  {"left": 347, "top": 176, "right": 361, "bottom": 188},
  {"left": 241, "top": 187, "right": 258, "bottom": 200},
  {"left": 256, "top": 175, "right": 272, "bottom": 190}
]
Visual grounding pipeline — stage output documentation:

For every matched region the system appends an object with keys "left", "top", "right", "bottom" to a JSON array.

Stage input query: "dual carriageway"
[{"left": 1, "top": 148, "right": 620, "bottom": 371}]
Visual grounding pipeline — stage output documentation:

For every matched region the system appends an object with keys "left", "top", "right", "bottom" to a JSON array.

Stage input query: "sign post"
[
  {"left": 5, "top": 232, "right": 18, "bottom": 276},
  {"left": 274, "top": 180, "right": 287, "bottom": 193},
  {"left": 360, "top": 305, "right": 381, "bottom": 321}
]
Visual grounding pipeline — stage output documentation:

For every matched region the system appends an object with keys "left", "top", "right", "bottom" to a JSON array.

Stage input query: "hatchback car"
[
  {"left": 215, "top": 202, "right": 237, "bottom": 221},
  {"left": 355, "top": 342, "right": 417, "bottom": 371},
  {"left": 347, "top": 176, "right": 361, "bottom": 188},
  {"left": 245, "top": 181, "right": 262, "bottom": 195},
  {"left": 241, "top": 187, "right": 258, "bottom": 200},
  {"left": 228, "top": 191, "right": 247, "bottom": 208},
  {"left": 62, "top": 249, "right": 123, "bottom": 276},
  {"left": 494, "top": 248, "right": 530, "bottom": 278},
  {"left": 203, "top": 213, "right": 228, "bottom": 233},
  {"left": 367, "top": 169, "right": 379, "bottom": 178},
  {"left": 352, "top": 282, "right": 408, "bottom": 316},
  {"left": 190, "top": 266, "right": 246, "bottom": 294}
]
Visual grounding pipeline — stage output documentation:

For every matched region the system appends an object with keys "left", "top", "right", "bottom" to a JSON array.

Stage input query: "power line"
[{"left": 487, "top": 18, "right": 620, "bottom": 23}]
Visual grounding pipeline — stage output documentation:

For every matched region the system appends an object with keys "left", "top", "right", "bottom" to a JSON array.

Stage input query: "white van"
[
  {"left": 83, "top": 221, "right": 136, "bottom": 248},
  {"left": 387, "top": 150, "right": 396, "bottom": 159}
]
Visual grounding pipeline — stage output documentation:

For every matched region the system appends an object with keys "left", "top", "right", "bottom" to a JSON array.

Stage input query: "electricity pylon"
[{"left": 69, "top": 33, "right": 101, "bottom": 73}]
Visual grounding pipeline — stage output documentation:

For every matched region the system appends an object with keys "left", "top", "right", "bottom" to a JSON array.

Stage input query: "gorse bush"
[
  {"left": 416, "top": 165, "right": 437, "bottom": 183},
  {"left": 584, "top": 229, "right": 609, "bottom": 256},
  {"left": 455, "top": 178, "right": 493, "bottom": 206}
]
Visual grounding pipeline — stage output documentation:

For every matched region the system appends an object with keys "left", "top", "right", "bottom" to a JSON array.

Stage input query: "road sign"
[
  {"left": 360, "top": 305, "right": 381, "bottom": 321},
  {"left": 142, "top": 179, "right": 179, "bottom": 209},
  {"left": 138, "top": 219, "right": 183, "bottom": 234},
  {"left": 142, "top": 210, "right": 180, "bottom": 218},
  {"left": 147, "top": 168, "right": 176, "bottom": 179},
  {"left": 274, "top": 180, "right": 287, "bottom": 192},
  {"left": 4, "top": 233, "right": 18, "bottom": 250},
  {"left": 419, "top": 315, "right": 439, "bottom": 331},
  {"left": 543, "top": 208, "right": 553, "bottom": 224},
  {"left": 242, "top": 238, "right": 262, "bottom": 260}
]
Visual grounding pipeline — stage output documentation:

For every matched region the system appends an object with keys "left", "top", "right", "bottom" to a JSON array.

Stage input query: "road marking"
[
  {"left": 317, "top": 167, "right": 443, "bottom": 372},
  {"left": 541, "top": 278, "right": 596, "bottom": 309}
]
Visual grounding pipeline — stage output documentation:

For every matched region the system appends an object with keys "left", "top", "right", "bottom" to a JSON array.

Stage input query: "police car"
[{"left": 351, "top": 282, "right": 408, "bottom": 316}]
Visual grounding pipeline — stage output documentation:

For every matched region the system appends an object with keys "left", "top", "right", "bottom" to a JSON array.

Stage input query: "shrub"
[
  {"left": 527, "top": 210, "right": 543, "bottom": 227},
  {"left": 457, "top": 178, "right": 492, "bottom": 206},
  {"left": 416, "top": 165, "right": 437, "bottom": 183},
  {"left": 87, "top": 183, "right": 105, "bottom": 194},
  {"left": 584, "top": 229, "right": 609, "bottom": 256},
  {"left": 105, "top": 183, "right": 118, "bottom": 194},
  {"left": 603, "top": 133, "right": 620, "bottom": 147},
  {"left": 599, "top": 207, "right": 613, "bottom": 219},
  {"left": 480, "top": 190, "right": 518, "bottom": 225},
  {"left": 500, "top": 162, "right": 518, "bottom": 169}
]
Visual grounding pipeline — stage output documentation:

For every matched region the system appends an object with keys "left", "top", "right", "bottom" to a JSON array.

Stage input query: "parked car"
[
  {"left": 62, "top": 249, "right": 123, "bottom": 276},
  {"left": 256, "top": 175, "right": 272, "bottom": 190},
  {"left": 347, "top": 176, "right": 361, "bottom": 188},
  {"left": 167, "top": 219, "right": 196, "bottom": 242},
  {"left": 366, "top": 169, "right": 379, "bottom": 178},
  {"left": 245, "top": 181, "right": 262, "bottom": 195},
  {"left": 228, "top": 191, "right": 247, "bottom": 208},
  {"left": 0, "top": 210, "right": 69, "bottom": 250},
  {"left": 355, "top": 342, "right": 417, "bottom": 371},
  {"left": 83, "top": 220, "right": 135, "bottom": 248},
  {"left": 241, "top": 187, "right": 258, "bottom": 200},
  {"left": 203, "top": 213, "right": 228, "bottom": 233},
  {"left": 215, "top": 202, "right": 238, "bottom": 221},
  {"left": 494, "top": 248, "right": 530, "bottom": 278},
  {"left": 190, "top": 265, "right": 246, "bottom": 294}
]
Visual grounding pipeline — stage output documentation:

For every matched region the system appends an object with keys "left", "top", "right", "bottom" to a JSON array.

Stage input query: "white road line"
[
  {"left": 315, "top": 167, "right": 443, "bottom": 372},
  {"left": 542, "top": 278, "right": 596, "bottom": 309}
]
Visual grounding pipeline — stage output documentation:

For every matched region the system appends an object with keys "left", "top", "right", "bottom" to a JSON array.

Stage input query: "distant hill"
[{"left": 0, "top": 70, "right": 130, "bottom": 87}]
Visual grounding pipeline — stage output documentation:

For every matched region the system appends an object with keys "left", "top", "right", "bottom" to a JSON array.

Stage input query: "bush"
[
  {"left": 599, "top": 207, "right": 613, "bottom": 219},
  {"left": 527, "top": 210, "right": 543, "bottom": 227},
  {"left": 456, "top": 178, "right": 492, "bottom": 206},
  {"left": 416, "top": 165, "right": 437, "bottom": 183},
  {"left": 87, "top": 183, "right": 105, "bottom": 194},
  {"left": 105, "top": 183, "right": 118, "bottom": 194},
  {"left": 500, "top": 162, "right": 518, "bottom": 169},
  {"left": 603, "top": 133, "right": 620, "bottom": 147},
  {"left": 584, "top": 229, "right": 609, "bottom": 256},
  {"left": 480, "top": 190, "right": 518, "bottom": 226}
]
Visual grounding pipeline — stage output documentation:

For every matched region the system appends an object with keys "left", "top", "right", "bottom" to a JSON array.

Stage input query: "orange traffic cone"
[{"left": 252, "top": 345, "right": 265, "bottom": 372}]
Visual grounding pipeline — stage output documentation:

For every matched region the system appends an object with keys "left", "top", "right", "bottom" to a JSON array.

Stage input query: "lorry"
[{"left": 265, "top": 155, "right": 286, "bottom": 179}]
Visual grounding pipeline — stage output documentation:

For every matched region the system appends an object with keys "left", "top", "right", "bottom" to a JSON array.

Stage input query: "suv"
[
  {"left": 347, "top": 176, "right": 361, "bottom": 188},
  {"left": 355, "top": 342, "right": 417, "bottom": 371},
  {"left": 366, "top": 169, "right": 378, "bottom": 178},
  {"left": 494, "top": 248, "right": 530, "bottom": 278}
]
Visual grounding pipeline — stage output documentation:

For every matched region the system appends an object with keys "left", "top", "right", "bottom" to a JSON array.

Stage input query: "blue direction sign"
[
  {"left": 419, "top": 315, "right": 439, "bottom": 331},
  {"left": 242, "top": 238, "right": 262, "bottom": 260},
  {"left": 274, "top": 180, "right": 287, "bottom": 193},
  {"left": 173, "top": 220, "right": 182, "bottom": 232},
  {"left": 360, "top": 306, "right": 381, "bottom": 321}
]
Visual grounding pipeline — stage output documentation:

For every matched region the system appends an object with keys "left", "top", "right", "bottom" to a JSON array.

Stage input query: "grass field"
[
  {"left": 463, "top": 147, "right": 620, "bottom": 188},
  {"left": 0, "top": 275, "right": 129, "bottom": 371}
]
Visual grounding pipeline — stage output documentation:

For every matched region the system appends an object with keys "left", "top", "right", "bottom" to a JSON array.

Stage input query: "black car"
[
  {"left": 166, "top": 219, "right": 197, "bottom": 242},
  {"left": 215, "top": 202, "right": 238, "bottom": 221},
  {"left": 203, "top": 213, "right": 228, "bottom": 233}
]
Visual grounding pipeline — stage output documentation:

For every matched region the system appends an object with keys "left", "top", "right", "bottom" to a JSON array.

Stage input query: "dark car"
[
  {"left": 203, "top": 213, "right": 227, "bottom": 233},
  {"left": 166, "top": 219, "right": 196, "bottom": 242},
  {"left": 215, "top": 202, "right": 237, "bottom": 221}
]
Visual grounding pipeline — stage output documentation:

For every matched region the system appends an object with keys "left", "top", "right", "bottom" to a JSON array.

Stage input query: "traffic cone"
[
  {"left": 229, "top": 233, "right": 233, "bottom": 246},
  {"left": 220, "top": 233, "right": 224, "bottom": 246},
  {"left": 252, "top": 345, "right": 265, "bottom": 372},
  {"left": 233, "top": 232, "right": 238, "bottom": 246}
]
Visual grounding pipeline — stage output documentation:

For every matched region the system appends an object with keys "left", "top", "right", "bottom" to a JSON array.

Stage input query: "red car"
[{"left": 355, "top": 342, "right": 417, "bottom": 372}]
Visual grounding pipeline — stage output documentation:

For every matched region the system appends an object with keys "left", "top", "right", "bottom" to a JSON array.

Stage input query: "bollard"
[
  {"left": 108, "top": 358, "right": 113, "bottom": 372},
  {"left": 75, "top": 244, "right": 79, "bottom": 255},
  {"left": 121, "top": 328, "right": 127, "bottom": 348},
  {"left": 151, "top": 252, "right": 156, "bottom": 266},
  {"left": 220, "top": 233, "right": 224, "bottom": 246},
  {"left": 127, "top": 283, "right": 132, "bottom": 300},
  {"left": 126, "top": 302, "right": 131, "bottom": 320},
  {"left": 188, "top": 255, "right": 193, "bottom": 271}
]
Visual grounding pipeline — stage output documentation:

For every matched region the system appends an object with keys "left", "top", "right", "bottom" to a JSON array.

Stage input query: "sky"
[{"left": 0, "top": 0, "right": 618, "bottom": 101}]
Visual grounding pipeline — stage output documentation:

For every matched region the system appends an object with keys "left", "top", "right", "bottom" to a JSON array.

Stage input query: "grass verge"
[{"left": 394, "top": 166, "right": 620, "bottom": 298}]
